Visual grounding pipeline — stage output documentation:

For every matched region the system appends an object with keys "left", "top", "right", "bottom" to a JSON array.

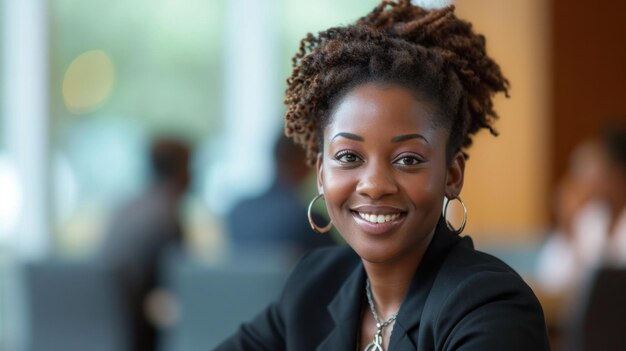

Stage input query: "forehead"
[{"left": 326, "top": 83, "right": 438, "bottom": 138}]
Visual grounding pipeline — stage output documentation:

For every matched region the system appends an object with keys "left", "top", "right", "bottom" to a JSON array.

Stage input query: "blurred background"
[{"left": 0, "top": 0, "right": 625, "bottom": 350}]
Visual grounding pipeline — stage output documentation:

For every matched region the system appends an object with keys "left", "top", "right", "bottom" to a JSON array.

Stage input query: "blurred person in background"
[
  {"left": 536, "top": 123, "right": 626, "bottom": 294},
  {"left": 98, "top": 137, "right": 190, "bottom": 351},
  {"left": 227, "top": 134, "right": 335, "bottom": 256}
]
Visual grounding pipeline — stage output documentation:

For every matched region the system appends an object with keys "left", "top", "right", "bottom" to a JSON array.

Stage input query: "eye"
[
  {"left": 394, "top": 154, "right": 422, "bottom": 166},
  {"left": 335, "top": 150, "right": 362, "bottom": 164}
]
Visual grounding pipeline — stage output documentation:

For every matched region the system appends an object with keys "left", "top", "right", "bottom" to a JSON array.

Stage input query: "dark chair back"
[
  {"left": 574, "top": 268, "right": 626, "bottom": 351},
  {"left": 159, "top": 248, "right": 290, "bottom": 351},
  {"left": 24, "top": 260, "right": 131, "bottom": 351}
]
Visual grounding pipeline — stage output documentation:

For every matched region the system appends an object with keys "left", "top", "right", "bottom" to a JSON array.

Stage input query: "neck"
[{"left": 362, "top": 228, "right": 435, "bottom": 320}]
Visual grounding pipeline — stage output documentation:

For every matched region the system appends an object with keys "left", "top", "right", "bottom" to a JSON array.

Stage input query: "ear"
[
  {"left": 316, "top": 153, "right": 324, "bottom": 194},
  {"left": 445, "top": 152, "right": 465, "bottom": 199}
]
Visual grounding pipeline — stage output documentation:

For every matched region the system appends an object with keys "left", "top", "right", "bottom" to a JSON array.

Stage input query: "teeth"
[{"left": 358, "top": 212, "right": 401, "bottom": 224}]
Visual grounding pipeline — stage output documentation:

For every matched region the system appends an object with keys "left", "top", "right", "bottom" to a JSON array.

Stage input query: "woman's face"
[{"left": 317, "top": 82, "right": 464, "bottom": 264}]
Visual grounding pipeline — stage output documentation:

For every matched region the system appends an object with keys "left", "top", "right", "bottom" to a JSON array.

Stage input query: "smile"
[
  {"left": 357, "top": 212, "right": 402, "bottom": 224},
  {"left": 350, "top": 208, "right": 407, "bottom": 235}
]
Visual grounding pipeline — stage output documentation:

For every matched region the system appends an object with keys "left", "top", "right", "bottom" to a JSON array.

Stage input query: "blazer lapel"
[
  {"left": 389, "top": 217, "right": 460, "bottom": 349},
  {"left": 317, "top": 263, "right": 366, "bottom": 351},
  {"left": 388, "top": 322, "right": 417, "bottom": 350}
]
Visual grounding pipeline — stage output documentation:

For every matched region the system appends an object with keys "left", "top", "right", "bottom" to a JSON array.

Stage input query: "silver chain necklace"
[{"left": 363, "top": 279, "right": 399, "bottom": 351}]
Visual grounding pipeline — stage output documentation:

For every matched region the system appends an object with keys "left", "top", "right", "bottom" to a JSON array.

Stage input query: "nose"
[{"left": 356, "top": 161, "right": 399, "bottom": 200}]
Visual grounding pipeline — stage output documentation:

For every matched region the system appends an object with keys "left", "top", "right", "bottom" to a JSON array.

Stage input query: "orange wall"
[{"left": 454, "top": 0, "right": 550, "bottom": 242}]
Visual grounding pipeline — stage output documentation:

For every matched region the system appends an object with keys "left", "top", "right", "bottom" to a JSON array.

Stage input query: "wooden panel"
[{"left": 551, "top": 0, "right": 626, "bottom": 183}]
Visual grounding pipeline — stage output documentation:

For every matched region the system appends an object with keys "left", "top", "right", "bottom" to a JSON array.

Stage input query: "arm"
[{"left": 438, "top": 271, "right": 550, "bottom": 351}]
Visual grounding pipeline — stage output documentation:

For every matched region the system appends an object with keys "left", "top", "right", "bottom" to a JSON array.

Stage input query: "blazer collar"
[{"left": 389, "top": 216, "right": 460, "bottom": 349}]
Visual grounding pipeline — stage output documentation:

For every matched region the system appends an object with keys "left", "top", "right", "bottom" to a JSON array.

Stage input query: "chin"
[
  {"left": 343, "top": 223, "right": 434, "bottom": 267},
  {"left": 348, "top": 237, "right": 406, "bottom": 264}
]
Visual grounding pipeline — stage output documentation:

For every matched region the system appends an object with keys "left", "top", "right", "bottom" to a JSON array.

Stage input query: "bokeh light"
[{"left": 62, "top": 50, "right": 115, "bottom": 114}]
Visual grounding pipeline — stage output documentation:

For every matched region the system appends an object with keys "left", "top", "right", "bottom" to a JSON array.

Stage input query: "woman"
[
  {"left": 217, "top": 1, "right": 549, "bottom": 350},
  {"left": 536, "top": 126, "right": 626, "bottom": 294}
]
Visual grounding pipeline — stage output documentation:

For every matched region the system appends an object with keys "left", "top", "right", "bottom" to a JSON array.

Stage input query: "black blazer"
[{"left": 215, "top": 218, "right": 550, "bottom": 350}]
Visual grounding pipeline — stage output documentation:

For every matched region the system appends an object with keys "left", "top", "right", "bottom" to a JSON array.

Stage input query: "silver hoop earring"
[
  {"left": 307, "top": 194, "right": 333, "bottom": 234},
  {"left": 443, "top": 196, "right": 467, "bottom": 235}
]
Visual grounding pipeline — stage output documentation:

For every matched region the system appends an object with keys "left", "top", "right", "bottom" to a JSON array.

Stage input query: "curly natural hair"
[{"left": 284, "top": 0, "right": 509, "bottom": 166}]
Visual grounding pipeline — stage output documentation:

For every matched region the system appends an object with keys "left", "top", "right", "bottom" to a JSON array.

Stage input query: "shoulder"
[
  {"left": 425, "top": 235, "right": 549, "bottom": 350},
  {"left": 428, "top": 234, "right": 527, "bottom": 286},
  {"left": 274, "top": 246, "right": 361, "bottom": 337},
  {"left": 283, "top": 245, "right": 360, "bottom": 293},
  {"left": 278, "top": 246, "right": 360, "bottom": 314},
  {"left": 433, "top": 235, "right": 542, "bottom": 310}
]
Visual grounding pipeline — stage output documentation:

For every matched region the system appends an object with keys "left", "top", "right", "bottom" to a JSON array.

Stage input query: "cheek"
[
  {"left": 401, "top": 171, "right": 446, "bottom": 210},
  {"left": 321, "top": 167, "right": 356, "bottom": 215}
]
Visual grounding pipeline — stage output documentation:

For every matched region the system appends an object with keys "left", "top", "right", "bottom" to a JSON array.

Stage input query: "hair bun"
[{"left": 285, "top": 0, "right": 508, "bottom": 165}]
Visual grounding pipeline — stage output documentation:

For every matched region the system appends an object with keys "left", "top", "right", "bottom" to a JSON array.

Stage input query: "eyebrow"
[
  {"left": 391, "top": 133, "right": 430, "bottom": 144},
  {"left": 331, "top": 132, "right": 364, "bottom": 142}
]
